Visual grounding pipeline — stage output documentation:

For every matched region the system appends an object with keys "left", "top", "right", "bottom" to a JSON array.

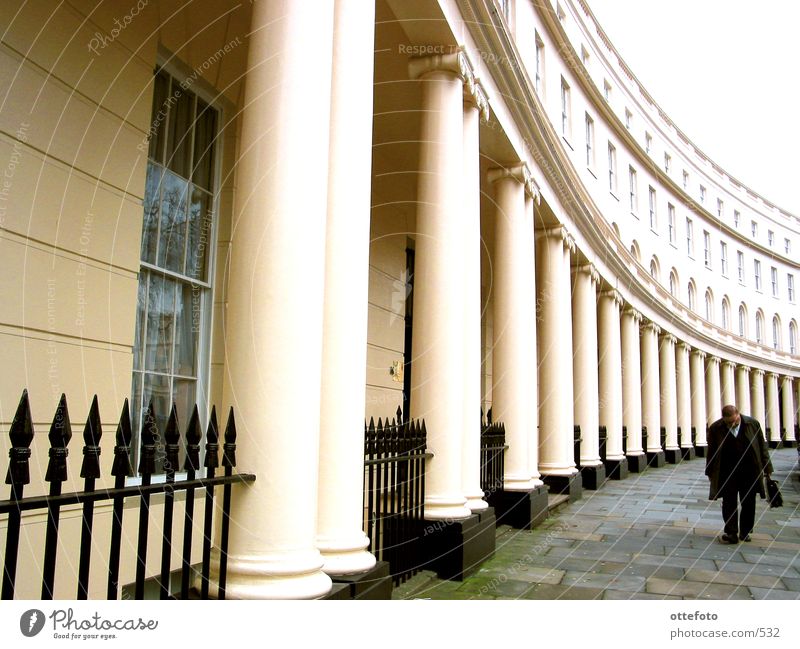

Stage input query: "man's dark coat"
[{"left": 705, "top": 414, "right": 773, "bottom": 501}]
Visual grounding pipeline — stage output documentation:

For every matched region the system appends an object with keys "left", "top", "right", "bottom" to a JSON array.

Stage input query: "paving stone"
[
  {"left": 458, "top": 578, "right": 532, "bottom": 598},
  {"left": 711, "top": 561, "right": 799, "bottom": 577},
  {"left": 683, "top": 569, "right": 785, "bottom": 589},
  {"left": 747, "top": 587, "right": 800, "bottom": 600},
  {"left": 645, "top": 577, "right": 752, "bottom": 599},
  {"left": 780, "top": 577, "right": 800, "bottom": 592},
  {"left": 519, "top": 583, "right": 605, "bottom": 600},
  {"left": 602, "top": 590, "right": 683, "bottom": 600},
  {"left": 561, "top": 571, "right": 647, "bottom": 591}
]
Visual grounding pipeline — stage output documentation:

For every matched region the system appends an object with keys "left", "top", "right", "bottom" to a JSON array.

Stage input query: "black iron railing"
[
  {"left": 363, "top": 407, "right": 427, "bottom": 585},
  {"left": 1, "top": 390, "right": 255, "bottom": 600},
  {"left": 598, "top": 425, "right": 607, "bottom": 462},
  {"left": 480, "top": 409, "right": 506, "bottom": 505},
  {"left": 573, "top": 425, "right": 582, "bottom": 468}
]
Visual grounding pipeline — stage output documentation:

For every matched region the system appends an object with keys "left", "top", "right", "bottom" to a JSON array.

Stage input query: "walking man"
[{"left": 705, "top": 405, "right": 773, "bottom": 544}]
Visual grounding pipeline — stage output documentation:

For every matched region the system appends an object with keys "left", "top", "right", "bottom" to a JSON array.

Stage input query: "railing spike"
[
  {"left": 5, "top": 389, "right": 34, "bottom": 486},
  {"left": 80, "top": 395, "right": 102, "bottom": 479},
  {"left": 396, "top": 405, "right": 403, "bottom": 425},
  {"left": 222, "top": 407, "right": 237, "bottom": 469},
  {"left": 138, "top": 400, "right": 159, "bottom": 476},
  {"left": 111, "top": 399, "right": 133, "bottom": 478},
  {"left": 45, "top": 394, "right": 72, "bottom": 483},
  {"left": 204, "top": 406, "right": 220, "bottom": 469},
  {"left": 183, "top": 405, "right": 202, "bottom": 472},
  {"left": 163, "top": 403, "right": 181, "bottom": 474}
]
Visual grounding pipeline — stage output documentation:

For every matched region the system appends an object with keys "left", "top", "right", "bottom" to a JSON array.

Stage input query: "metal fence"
[
  {"left": 363, "top": 407, "right": 427, "bottom": 585},
  {"left": 480, "top": 409, "right": 506, "bottom": 506},
  {"left": 1, "top": 390, "right": 254, "bottom": 600}
]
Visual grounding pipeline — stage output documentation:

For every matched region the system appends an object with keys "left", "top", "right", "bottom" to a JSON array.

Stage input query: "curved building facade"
[{"left": 0, "top": 0, "right": 797, "bottom": 599}]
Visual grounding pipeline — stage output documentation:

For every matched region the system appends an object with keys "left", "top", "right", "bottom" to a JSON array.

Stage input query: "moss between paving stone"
[{"left": 519, "top": 583, "right": 604, "bottom": 600}]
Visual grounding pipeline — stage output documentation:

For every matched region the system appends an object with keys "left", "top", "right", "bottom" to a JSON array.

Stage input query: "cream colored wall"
[{"left": 0, "top": 0, "right": 250, "bottom": 598}]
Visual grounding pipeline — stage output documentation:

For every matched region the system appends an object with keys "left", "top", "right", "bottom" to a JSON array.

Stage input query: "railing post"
[
  {"left": 159, "top": 404, "right": 181, "bottom": 599},
  {"left": 2, "top": 390, "right": 34, "bottom": 600},
  {"left": 107, "top": 399, "right": 133, "bottom": 600},
  {"left": 200, "top": 407, "right": 220, "bottom": 599},
  {"left": 135, "top": 401, "right": 159, "bottom": 600},
  {"left": 180, "top": 406, "right": 202, "bottom": 599},
  {"left": 41, "top": 394, "right": 72, "bottom": 600},
  {"left": 218, "top": 407, "right": 238, "bottom": 600},
  {"left": 77, "top": 396, "right": 102, "bottom": 599}
]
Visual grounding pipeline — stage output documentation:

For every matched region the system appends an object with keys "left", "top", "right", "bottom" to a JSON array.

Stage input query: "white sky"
[{"left": 586, "top": 0, "right": 800, "bottom": 218}]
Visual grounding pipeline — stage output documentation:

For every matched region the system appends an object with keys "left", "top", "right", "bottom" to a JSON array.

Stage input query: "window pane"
[
  {"left": 172, "top": 378, "right": 197, "bottom": 469},
  {"left": 142, "top": 372, "right": 171, "bottom": 474},
  {"left": 192, "top": 99, "right": 217, "bottom": 191},
  {"left": 148, "top": 71, "right": 170, "bottom": 164},
  {"left": 140, "top": 163, "right": 162, "bottom": 264},
  {"left": 165, "top": 80, "right": 194, "bottom": 178},
  {"left": 133, "top": 277, "right": 147, "bottom": 371},
  {"left": 157, "top": 171, "right": 189, "bottom": 273},
  {"left": 173, "top": 282, "right": 199, "bottom": 376},
  {"left": 144, "top": 272, "right": 177, "bottom": 373},
  {"left": 186, "top": 186, "right": 212, "bottom": 280}
]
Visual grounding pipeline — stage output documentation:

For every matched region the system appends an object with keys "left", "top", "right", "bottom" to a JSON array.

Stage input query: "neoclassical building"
[{"left": 0, "top": 0, "right": 798, "bottom": 599}]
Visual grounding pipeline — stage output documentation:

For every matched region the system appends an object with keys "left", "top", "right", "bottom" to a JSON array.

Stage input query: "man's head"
[{"left": 721, "top": 405, "right": 740, "bottom": 428}]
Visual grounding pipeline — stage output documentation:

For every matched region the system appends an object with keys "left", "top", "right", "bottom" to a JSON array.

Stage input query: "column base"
[
  {"left": 693, "top": 445, "right": 707, "bottom": 458},
  {"left": 580, "top": 463, "right": 606, "bottom": 490},
  {"left": 768, "top": 440, "right": 782, "bottom": 449},
  {"left": 665, "top": 448, "right": 682, "bottom": 464},
  {"left": 782, "top": 439, "right": 797, "bottom": 449},
  {"left": 603, "top": 457, "right": 629, "bottom": 480},
  {"left": 680, "top": 447, "right": 696, "bottom": 461},
  {"left": 494, "top": 488, "right": 549, "bottom": 530},
  {"left": 646, "top": 451, "right": 666, "bottom": 468},
  {"left": 331, "top": 561, "right": 392, "bottom": 600},
  {"left": 542, "top": 472, "right": 582, "bottom": 502},
  {"left": 422, "top": 512, "right": 496, "bottom": 581},
  {"left": 323, "top": 583, "right": 352, "bottom": 600},
  {"left": 626, "top": 453, "right": 647, "bottom": 473}
]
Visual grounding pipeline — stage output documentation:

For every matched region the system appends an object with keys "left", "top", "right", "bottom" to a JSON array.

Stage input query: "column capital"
[
  {"left": 574, "top": 263, "right": 600, "bottom": 285},
  {"left": 599, "top": 288, "right": 623, "bottom": 307},
  {"left": 659, "top": 332, "right": 677, "bottom": 345},
  {"left": 677, "top": 341, "right": 692, "bottom": 354},
  {"left": 737, "top": 365, "right": 751, "bottom": 375},
  {"left": 408, "top": 46, "right": 462, "bottom": 80},
  {"left": 751, "top": 368, "right": 765, "bottom": 379},
  {"left": 642, "top": 320, "right": 661, "bottom": 336},
  {"left": 707, "top": 355, "right": 721, "bottom": 366},
  {"left": 488, "top": 162, "right": 540, "bottom": 202},
  {"left": 536, "top": 225, "right": 575, "bottom": 252},
  {"left": 622, "top": 306, "right": 642, "bottom": 323},
  {"left": 767, "top": 372, "right": 779, "bottom": 381},
  {"left": 722, "top": 360, "right": 737, "bottom": 370},
  {"left": 691, "top": 349, "right": 707, "bottom": 360}
]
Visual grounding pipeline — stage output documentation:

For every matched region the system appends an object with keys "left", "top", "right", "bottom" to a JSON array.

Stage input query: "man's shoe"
[
  {"left": 739, "top": 534, "right": 751, "bottom": 542},
  {"left": 718, "top": 533, "right": 739, "bottom": 544}
]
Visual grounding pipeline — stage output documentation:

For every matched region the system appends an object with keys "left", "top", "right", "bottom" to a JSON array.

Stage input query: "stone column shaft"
[
  {"left": 220, "top": 0, "right": 336, "bottom": 599},
  {"left": 640, "top": 323, "right": 661, "bottom": 452},
  {"left": 750, "top": 369, "right": 766, "bottom": 431},
  {"left": 781, "top": 376, "right": 795, "bottom": 441},
  {"left": 537, "top": 226, "right": 577, "bottom": 475},
  {"left": 676, "top": 343, "right": 692, "bottom": 448},
  {"left": 317, "top": 0, "right": 377, "bottom": 576},
  {"left": 689, "top": 350, "right": 707, "bottom": 447},
  {"left": 491, "top": 164, "right": 539, "bottom": 491},
  {"left": 659, "top": 333, "right": 678, "bottom": 451},
  {"left": 598, "top": 290, "right": 624, "bottom": 459},
  {"left": 705, "top": 356, "right": 722, "bottom": 425},
  {"left": 721, "top": 361, "right": 736, "bottom": 407},
  {"left": 572, "top": 265, "right": 601, "bottom": 467},
  {"left": 621, "top": 308, "right": 644, "bottom": 455},
  {"left": 409, "top": 51, "right": 471, "bottom": 521},
  {"left": 735, "top": 365, "right": 751, "bottom": 416},
  {"left": 765, "top": 373, "right": 780, "bottom": 442}
]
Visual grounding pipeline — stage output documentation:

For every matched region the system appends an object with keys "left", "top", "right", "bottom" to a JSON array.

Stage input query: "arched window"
[
  {"left": 790, "top": 321, "right": 798, "bottom": 355},
  {"left": 738, "top": 305, "right": 746, "bottom": 338},
  {"left": 772, "top": 316, "right": 781, "bottom": 350},
  {"left": 755, "top": 311, "right": 764, "bottom": 344},
  {"left": 630, "top": 240, "right": 640, "bottom": 261},
  {"left": 721, "top": 298, "right": 730, "bottom": 331},
  {"left": 650, "top": 256, "right": 660, "bottom": 282},
  {"left": 669, "top": 270, "right": 678, "bottom": 296},
  {"left": 704, "top": 289, "right": 713, "bottom": 322},
  {"left": 611, "top": 222, "right": 621, "bottom": 240},
  {"left": 687, "top": 282, "right": 696, "bottom": 311}
]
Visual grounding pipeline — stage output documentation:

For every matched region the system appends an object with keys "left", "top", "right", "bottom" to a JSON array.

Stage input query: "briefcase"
[{"left": 765, "top": 478, "right": 783, "bottom": 508}]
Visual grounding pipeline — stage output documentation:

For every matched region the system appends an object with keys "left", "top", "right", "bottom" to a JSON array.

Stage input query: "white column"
[
  {"left": 675, "top": 342, "right": 692, "bottom": 450},
  {"left": 525, "top": 194, "right": 542, "bottom": 486},
  {"left": 316, "top": 0, "right": 376, "bottom": 576},
  {"left": 461, "top": 72, "right": 490, "bottom": 511},
  {"left": 536, "top": 226, "right": 578, "bottom": 477},
  {"left": 659, "top": 333, "right": 678, "bottom": 453},
  {"left": 781, "top": 375, "right": 795, "bottom": 442},
  {"left": 598, "top": 289, "right": 624, "bottom": 460},
  {"left": 721, "top": 360, "right": 736, "bottom": 407},
  {"left": 572, "top": 264, "right": 601, "bottom": 468},
  {"left": 408, "top": 50, "right": 471, "bottom": 521},
  {"left": 220, "top": 0, "right": 335, "bottom": 599},
  {"left": 765, "top": 372, "right": 780, "bottom": 443},
  {"left": 795, "top": 379, "right": 800, "bottom": 436},
  {"left": 640, "top": 322, "right": 661, "bottom": 453},
  {"left": 621, "top": 307, "right": 644, "bottom": 456},
  {"left": 735, "top": 365, "right": 751, "bottom": 416},
  {"left": 491, "top": 163, "right": 539, "bottom": 492},
  {"left": 690, "top": 350, "right": 707, "bottom": 447},
  {"left": 750, "top": 369, "right": 766, "bottom": 431},
  {"left": 705, "top": 356, "right": 722, "bottom": 425}
]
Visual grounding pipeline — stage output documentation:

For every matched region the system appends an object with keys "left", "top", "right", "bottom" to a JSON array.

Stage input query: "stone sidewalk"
[{"left": 393, "top": 448, "right": 800, "bottom": 600}]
